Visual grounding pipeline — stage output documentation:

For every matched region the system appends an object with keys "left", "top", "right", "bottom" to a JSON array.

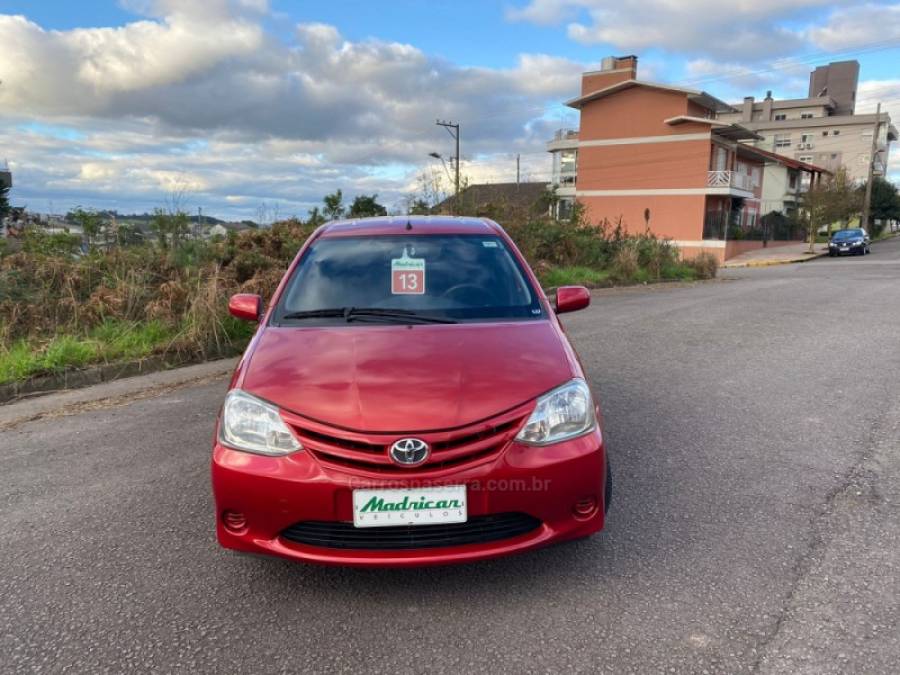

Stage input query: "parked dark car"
[{"left": 828, "top": 228, "right": 870, "bottom": 256}]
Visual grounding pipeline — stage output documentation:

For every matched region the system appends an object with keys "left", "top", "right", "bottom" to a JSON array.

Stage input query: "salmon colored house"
[{"left": 550, "top": 56, "right": 825, "bottom": 261}]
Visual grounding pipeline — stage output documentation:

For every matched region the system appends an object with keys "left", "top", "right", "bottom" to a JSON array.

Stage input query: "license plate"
[
  {"left": 840, "top": 247, "right": 848, "bottom": 251},
  {"left": 352, "top": 485, "right": 467, "bottom": 528}
]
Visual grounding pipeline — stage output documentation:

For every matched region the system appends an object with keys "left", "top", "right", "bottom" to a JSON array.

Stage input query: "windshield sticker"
[
  {"left": 482, "top": 241, "right": 499, "bottom": 248},
  {"left": 391, "top": 247, "right": 426, "bottom": 295}
]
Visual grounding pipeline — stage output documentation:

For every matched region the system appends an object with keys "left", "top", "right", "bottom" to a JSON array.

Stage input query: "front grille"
[
  {"left": 284, "top": 404, "right": 531, "bottom": 475},
  {"left": 281, "top": 513, "right": 542, "bottom": 550}
]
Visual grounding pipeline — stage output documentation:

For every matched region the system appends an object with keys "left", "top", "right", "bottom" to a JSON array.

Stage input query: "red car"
[{"left": 212, "top": 216, "right": 610, "bottom": 567}]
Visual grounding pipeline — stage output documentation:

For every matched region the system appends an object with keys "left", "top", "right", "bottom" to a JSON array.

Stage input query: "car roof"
[{"left": 318, "top": 215, "right": 503, "bottom": 238}]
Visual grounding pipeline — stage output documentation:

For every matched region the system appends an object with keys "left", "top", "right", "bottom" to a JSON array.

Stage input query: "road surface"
[{"left": 2, "top": 238, "right": 899, "bottom": 673}]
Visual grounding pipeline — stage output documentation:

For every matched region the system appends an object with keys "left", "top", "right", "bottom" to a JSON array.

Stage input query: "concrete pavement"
[
  {"left": 722, "top": 241, "right": 828, "bottom": 268},
  {"left": 2, "top": 237, "right": 899, "bottom": 673}
]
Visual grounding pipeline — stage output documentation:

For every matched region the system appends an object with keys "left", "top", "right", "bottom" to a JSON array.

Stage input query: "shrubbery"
[{"left": 0, "top": 210, "right": 713, "bottom": 383}]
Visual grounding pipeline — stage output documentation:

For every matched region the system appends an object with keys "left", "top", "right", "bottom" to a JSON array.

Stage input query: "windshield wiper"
[{"left": 281, "top": 307, "right": 457, "bottom": 324}]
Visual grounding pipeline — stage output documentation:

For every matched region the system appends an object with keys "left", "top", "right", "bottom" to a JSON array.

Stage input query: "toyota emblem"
[{"left": 389, "top": 438, "right": 430, "bottom": 466}]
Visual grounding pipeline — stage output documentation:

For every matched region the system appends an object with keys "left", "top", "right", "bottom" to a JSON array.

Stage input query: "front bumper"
[
  {"left": 830, "top": 242, "right": 865, "bottom": 254},
  {"left": 211, "top": 429, "right": 606, "bottom": 567}
]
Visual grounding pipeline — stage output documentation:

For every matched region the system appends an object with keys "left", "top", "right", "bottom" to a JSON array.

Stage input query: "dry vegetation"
[{"left": 0, "top": 211, "right": 715, "bottom": 384}]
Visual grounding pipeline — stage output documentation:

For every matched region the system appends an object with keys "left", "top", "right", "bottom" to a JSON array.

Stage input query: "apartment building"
[
  {"left": 548, "top": 56, "right": 826, "bottom": 261},
  {"left": 717, "top": 61, "right": 897, "bottom": 183}
]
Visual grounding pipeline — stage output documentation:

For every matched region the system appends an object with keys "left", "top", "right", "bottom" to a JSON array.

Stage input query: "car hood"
[{"left": 240, "top": 321, "right": 576, "bottom": 432}]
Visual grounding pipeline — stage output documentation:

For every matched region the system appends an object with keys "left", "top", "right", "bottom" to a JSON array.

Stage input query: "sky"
[{"left": 0, "top": 0, "right": 899, "bottom": 221}]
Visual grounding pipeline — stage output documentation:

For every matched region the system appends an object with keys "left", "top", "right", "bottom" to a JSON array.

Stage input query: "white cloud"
[
  {"left": 0, "top": 6, "right": 585, "bottom": 218},
  {"left": 808, "top": 3, "right": 900, "bottom": 51},
  {"left": 508, "top": 0, "right": 839, "bottom": 59}
]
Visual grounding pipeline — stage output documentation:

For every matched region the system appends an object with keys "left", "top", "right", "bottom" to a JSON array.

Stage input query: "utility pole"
[
  {"left": 516, "top": 154, "right": 520, "bottom": 191},
  {"left": 861, "top": 102, "right": 881, "bottom": 232},
  {"left": 436, "top": 120, "right": 459, "bottom": 214}
]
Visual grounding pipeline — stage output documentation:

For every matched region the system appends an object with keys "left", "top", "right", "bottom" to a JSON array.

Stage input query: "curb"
[
  {"left": 723, "top": 251, "right": 828, "bottom": 269},
  {"left": 0, "top": 352, "right": 236, "bottom": 406},
  {"left": 0, "top": 357, "right": 240, "bottom": 429}
]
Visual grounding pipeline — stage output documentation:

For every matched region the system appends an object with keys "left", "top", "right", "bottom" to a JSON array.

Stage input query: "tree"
[
  {"left": 801, "top": 168, "right": 861, "bottom": 252},
  {"left": 70, "top": 208, "right": 104, "bottom": 251},
  {"left": 322, "top": 189, "right": 345, "bottom": 220},
  {"left": 348, "top": 194, "right": 387, "bottom": 218},
  {"left": 306, "top": 206, "right": 326, "bottom": 227},
  {"left": 150, "top": 208, "right": 190, "bottom": 250},
  {"left": 406, "top": 198, "right": 431, "bottom": 216},
  {"left": 866, "top": 177, "right": 900, "bottom": 234}
]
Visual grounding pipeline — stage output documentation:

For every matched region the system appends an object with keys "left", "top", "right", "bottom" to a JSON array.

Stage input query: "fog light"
[
  {"left": 573, "top": 496, "right": 598, "bottom": 518},
  {"left": 222, "top": 510, "right": 247, "bottom": 532}
]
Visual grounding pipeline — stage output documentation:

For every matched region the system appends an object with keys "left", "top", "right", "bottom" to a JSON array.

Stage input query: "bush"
[
  {"left": 610, "top": 246, "right": 639, "bottom": 282},
  {"left": 685, "top": 252, "right": 719, "bottom": 280}
]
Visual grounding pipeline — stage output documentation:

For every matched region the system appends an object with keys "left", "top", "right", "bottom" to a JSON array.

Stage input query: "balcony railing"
[
  {"left": 552, "top": 128, "right": 579, "bottom": 141},
  {"left": 552, "top": 172, "right": 576, "bottom": 186},
  {"left": 707, "top": 170, "right": 753, "bottom": 191}
]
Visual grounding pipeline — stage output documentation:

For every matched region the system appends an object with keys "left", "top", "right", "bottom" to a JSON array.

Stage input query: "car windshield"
[
  {"left": 272, "top": 234, "right": 543, "bottom": 324},
  {"left": 833, "top": 229, "right": 864, "bottom": 240}
]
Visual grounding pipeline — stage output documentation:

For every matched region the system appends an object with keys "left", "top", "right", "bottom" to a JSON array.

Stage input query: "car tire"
[
  {"left": 604, "top": 459, "right": 612, "bottom": 515},
  {"left": 829, "top": 251, "right": 835, "bottom": 257}
]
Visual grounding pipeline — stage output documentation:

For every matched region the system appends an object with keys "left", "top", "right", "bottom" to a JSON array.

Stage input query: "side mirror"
[
  {"left": 228, "top": 293, "right": 262, "bottom": 322},
  {"left": 555, "top": 286, "right": 590, "bottom": 314}
]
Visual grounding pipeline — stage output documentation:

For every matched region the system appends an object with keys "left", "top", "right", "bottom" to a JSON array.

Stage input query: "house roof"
[
  {"left": 566, "top": 79, "right": 734, "bottom": 113},
  {"left": 664, "top": 116, "right": 764, "bottom": 141},
  {"left": 433, "top": 182, "right": 549, "bottom": 214},
  {"left": 728, "top": 96, "right": 836, "bottom": 111},
  {"left": 737, "top": 145, "right": 831, "bottom": 174}
]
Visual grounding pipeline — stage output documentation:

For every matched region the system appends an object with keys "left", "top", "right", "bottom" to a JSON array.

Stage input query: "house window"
[
  {"left": 774, "top": 134, "right": 791, "bottom": 148},
  {"left": 774, "top": 114, "right": 787, "bottom": 121},
  {"left": 801, "top": 113, "right": 814, "bottom": 119},
  {"left": 799, "top": 155, "right": 813, "bottom": 163},
  {"left": 801, "top": 133, "right": 814, "bottom": 144}
]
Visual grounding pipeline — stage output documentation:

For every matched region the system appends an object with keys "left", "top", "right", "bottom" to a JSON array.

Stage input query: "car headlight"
[
  {"left": 515, "top": 379, "right": 596, "bottom": 446},
  {"left": 219, "top": 389, "right": 302, "bottom": 456}
]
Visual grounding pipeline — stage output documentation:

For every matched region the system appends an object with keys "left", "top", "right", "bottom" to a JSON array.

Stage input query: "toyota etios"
[{"left": 212, "top": 216, "right": 610, "bottom": 566}]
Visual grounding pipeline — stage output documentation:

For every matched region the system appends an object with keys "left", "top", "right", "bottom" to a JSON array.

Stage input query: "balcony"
[
  {"left": 553, "top": 128, "right": 578, "bottom": 141},
  {"left": 547, "top": 128, "right": 579, "bottom": 151},
  {"left": 707, "top": 170, "right": 753, "bottom": 193}
]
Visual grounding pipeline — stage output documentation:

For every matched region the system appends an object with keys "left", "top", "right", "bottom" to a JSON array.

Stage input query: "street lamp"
[{"left": 428, "top": 152, "right": 454, "bottom": 184}]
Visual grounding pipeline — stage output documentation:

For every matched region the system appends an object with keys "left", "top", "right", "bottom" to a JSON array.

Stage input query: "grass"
[
  {"left": 0, "top": 319, "right": 178, "bottom": 385},
  {"left": 541, "top": 263, "right": 700, "bottom": 288},
  {"left": 540, "top": 266, "right": 610, "bottom": 287}
]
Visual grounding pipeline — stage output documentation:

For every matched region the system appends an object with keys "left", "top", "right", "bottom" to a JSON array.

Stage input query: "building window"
[
  {"left": 822, "top": 131, "right": 829, "bottom": 136},
  {"left": 774, "top": 134, "right": 791, "bottom": 148},
  {"left": 832, "top": 130, "right": 840, "bottom": 136},
  {"left": 556, "top": 198, "right": 574, "bottom": 221},
  {"left": 801, "top": 113, "right": 814, "bottom": 119},
  {"left": 774, "top": 114, "right": 787, "bottom": 121},
  {"left": 799, "top": 155, "right": 813, "bottom": 163}
]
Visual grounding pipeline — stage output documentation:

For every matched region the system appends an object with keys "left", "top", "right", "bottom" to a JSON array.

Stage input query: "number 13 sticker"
[{"left": 391, "top": 248, "right": 425, "bottom": 295}]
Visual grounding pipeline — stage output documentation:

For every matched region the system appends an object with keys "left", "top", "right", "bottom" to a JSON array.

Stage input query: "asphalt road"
[{"left": 2, "top": 238, "right": 899, "bottom": 674}]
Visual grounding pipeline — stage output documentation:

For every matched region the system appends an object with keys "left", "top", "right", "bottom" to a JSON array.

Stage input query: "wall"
[{"left": 580, "top": 194, "right": 706, "bottom": 241}]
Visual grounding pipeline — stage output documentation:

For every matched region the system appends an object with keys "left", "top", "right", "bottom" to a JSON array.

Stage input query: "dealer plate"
[{"left": 352, "top": 485, "right": 467, "bottom": 528}]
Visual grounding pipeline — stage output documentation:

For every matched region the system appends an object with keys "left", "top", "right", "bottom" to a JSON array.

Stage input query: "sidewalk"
[
  {"left": 0, "top": 357, "right": 238, "bottom": 429},
  {"left": 722, "top": 242, "right": 828, "bottom": 268}
]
